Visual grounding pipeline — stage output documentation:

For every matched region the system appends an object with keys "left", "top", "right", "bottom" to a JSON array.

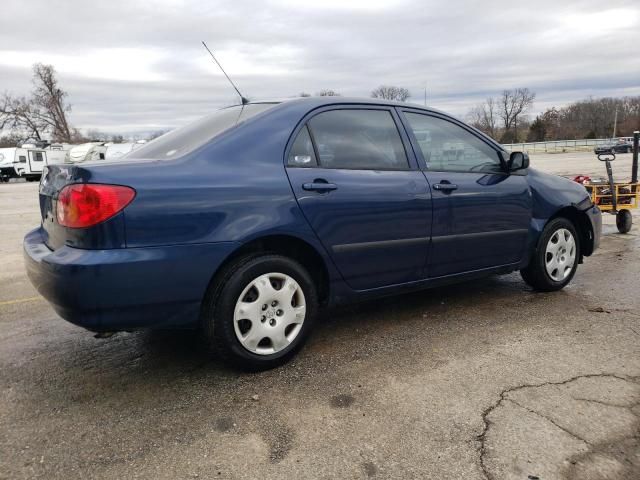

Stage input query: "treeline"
[
  {"left": 527, "top": 96, "right": 640, "bottom": 142},
  {"left": 468, "top": 93, "right": 640, "bottom": 143}
]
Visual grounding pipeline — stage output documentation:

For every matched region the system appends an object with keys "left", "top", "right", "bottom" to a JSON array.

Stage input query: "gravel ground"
[{"left": 1, "top": 153, "right": 639, "bottom": 479}]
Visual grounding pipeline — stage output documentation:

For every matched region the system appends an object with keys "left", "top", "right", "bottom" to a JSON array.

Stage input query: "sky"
[{"left": 1, "top": 0, "right": 639, "bottom": 136}]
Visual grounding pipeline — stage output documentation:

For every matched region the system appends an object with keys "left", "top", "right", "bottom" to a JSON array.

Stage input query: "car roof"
[
  {"left": 246, "top": 96, "right": 450, "bottom": 115},
  {"left": 242, "top": 96, "right": 504, "bottom": 151}
]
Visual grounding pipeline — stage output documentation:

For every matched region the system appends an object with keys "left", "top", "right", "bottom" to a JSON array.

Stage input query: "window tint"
[
  {"left": 127, "top": 103, "right": 276, "bottom": 160},
  {"left": 404, "top": 113, "right": 502, "bottom": 173},
  {"left": 287, "top": 126, "right": 317, "bottom": 167},
  {"left": 307, "top": 109, "right": 408, "bottom": 170}
]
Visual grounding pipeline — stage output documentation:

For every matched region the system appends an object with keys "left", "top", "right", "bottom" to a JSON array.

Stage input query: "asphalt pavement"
[{"left": 1, "top": 154, "right": 639, "bottom": 479}]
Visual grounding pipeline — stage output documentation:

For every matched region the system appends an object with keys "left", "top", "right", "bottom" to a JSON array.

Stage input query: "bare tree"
[
  {"left": 0, "top": 93, "right": 47, "bottom": 140},
  {"left": 31, "top": 64, "right": 73, "bottom": 142},
  {"left": 467, "top": 97, "right": 498, "bottom": 139},
  {"left": 0, "top": 132, "right": 25, "bottom": 148},
  {"left": 498, "top": 88, "right": 535, "bottom": 142},
  {"left": 0, "top": 63, "right": 74, "bottom": 142},
  {"left": 371, "top": 85, "right": 410, "bottom": 102},
  {"left": 299, "top": 92, "right": 311, "bottom": 97},
  {"left": 317, "top": 89, "right": 341, "bottom": 96}
]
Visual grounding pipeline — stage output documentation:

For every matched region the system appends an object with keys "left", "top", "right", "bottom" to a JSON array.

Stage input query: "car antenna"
[{"left": 201, "top": 41, "right": 249, "bottom": 105}]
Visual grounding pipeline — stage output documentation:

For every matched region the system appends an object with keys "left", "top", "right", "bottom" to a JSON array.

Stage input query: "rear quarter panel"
[{"left": 83, "top": 103, "right": 331, "bottom": 257}]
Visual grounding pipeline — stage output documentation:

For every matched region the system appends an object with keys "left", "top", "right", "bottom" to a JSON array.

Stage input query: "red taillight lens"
[{"left": 56, "top": 184, "right": 136, "bottom": 228}]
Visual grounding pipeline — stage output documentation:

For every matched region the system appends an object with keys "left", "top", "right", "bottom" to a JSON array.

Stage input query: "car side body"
[{"left": 24, "top": 97, "right": 601, "bottom": 337}]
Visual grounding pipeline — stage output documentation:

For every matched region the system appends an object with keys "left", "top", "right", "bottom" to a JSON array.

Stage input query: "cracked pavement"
[{"left": 1, "top": 171, "right": 639, "bottom": 479}]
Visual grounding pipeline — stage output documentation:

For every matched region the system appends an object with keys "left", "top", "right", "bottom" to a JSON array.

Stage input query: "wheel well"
[
  {"left": 550, "top": 206, "right": 594, "bottom": 257},
  {"left": 213, "top": 235, "right": 330, "bottom": 306}
]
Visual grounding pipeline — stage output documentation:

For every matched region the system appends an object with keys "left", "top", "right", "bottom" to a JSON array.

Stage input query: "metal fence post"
[{"left": 632, "top": 131, "right": 639, "bottom": 184}]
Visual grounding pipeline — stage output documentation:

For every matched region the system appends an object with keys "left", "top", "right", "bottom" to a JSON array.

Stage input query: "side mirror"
[{"left": 508, "top": 151, "right": 529, "bottom": 171}]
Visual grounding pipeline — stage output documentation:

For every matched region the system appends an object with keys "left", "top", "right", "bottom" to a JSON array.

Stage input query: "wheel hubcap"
[
  {"left": 545, "top": 228, "right": 576, "bottom": 282},
  {"left": 233, "top": 272, "right": 306, "bottom": 355}
]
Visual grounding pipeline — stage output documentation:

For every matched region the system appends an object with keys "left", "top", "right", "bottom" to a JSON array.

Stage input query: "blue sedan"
[{"left": 24, "top": 97, "right": 601, "bottom": 369}]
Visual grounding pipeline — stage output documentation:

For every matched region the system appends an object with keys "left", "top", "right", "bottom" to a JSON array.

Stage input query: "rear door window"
[{"left": 307, "top": 109, "right": 409, "bottom": 170}]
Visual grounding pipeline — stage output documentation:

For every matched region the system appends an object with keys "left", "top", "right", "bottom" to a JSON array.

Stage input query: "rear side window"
[
  {"left": 287, "top": 126, "right": 317, "bottom": 167},
  {"left": 127, "top": 103, "right": 276, "bottom": 160},
  {"left": 307, "top": 109, "right": 409, "bottom": 170}
]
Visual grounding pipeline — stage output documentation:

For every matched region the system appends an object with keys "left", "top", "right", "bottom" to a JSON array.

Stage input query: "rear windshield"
[{"left": 127, "top": 103, "right": 277, "bottom": 160}]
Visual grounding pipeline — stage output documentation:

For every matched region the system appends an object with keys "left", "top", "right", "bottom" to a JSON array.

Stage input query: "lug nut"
[
  {"left": 271, "top": 301, "right": 278, "bottom": 307},
  {"left": 261, "top": 304, "right": 267, "bottom": 311},
  {"left": 261, "top": 315, "right": 266, "bottom": 322},
  {"left": 276, "top": 309, "right": 283, "bottom": 316},
  {"left": 269, "top": 319, "right": 276, "bottom": 326}
]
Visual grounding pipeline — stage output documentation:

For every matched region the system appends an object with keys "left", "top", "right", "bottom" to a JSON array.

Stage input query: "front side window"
[
  {"left": 307, "top": 109, "right": 408, "bottom": 170},
  {"left": 404, "top": 112, "right": 502, "bottom": 173}
]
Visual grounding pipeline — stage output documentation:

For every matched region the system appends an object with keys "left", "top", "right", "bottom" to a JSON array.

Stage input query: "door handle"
[
  {"left": 433, "top": 182, "right": 458, "bottom": 192},
  {"left": 302, "top": 181, "right": 337, "bottom": 192}
]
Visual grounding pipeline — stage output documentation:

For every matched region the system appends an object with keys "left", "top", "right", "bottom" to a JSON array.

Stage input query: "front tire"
[
  {"left": 201, "top": 254, "right": 318, "bottom": 370},
  {"left": 521, "top": 218, "right": 580, "bottom": 292}
]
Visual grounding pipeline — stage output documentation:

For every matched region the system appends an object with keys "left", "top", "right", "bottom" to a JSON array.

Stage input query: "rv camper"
[
  {"left": 104, "top": 141, "right": 146, "bottom": 160},
  {"left": 0, "top": 148, "right": 17, "bottom": 182},
  {"left": 0, "top": 142, "right": 68, "bottom": 182},
  {"left": 13, "top": 143, "right": 67, "bottom": 181},
  {"left": 67, "top": 142, "right": 108, "bottom": 163}
]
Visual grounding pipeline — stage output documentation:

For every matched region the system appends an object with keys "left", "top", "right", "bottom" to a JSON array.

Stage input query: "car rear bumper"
[{"left": 24, "top": 227, "right": 239, "bottom": 331}]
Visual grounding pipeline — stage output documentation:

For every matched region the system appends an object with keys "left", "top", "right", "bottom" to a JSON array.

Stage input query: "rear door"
[
  {"left": 285, "top": 106, "right": 432, "bottom": 290},
  {"left": 400, "top": 110, "right": 532, "bottom": 278}
]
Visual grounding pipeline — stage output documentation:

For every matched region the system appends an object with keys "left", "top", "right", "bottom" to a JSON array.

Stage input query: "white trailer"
[
  {"left": 67, "top": 143, "right": 108, "bottom": 163},
  {"left": 0, "top": 148, "right": 17, "bottom": 182},
  {"left": 11, "top": 145, "right": 67, "bottom": 181}
]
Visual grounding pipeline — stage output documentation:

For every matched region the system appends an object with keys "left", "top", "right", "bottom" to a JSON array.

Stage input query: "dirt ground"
[{"left": 1, "top": 152, "right": 639, "bottom": 479}]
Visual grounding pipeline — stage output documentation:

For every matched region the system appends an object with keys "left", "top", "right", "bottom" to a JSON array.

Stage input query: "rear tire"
[
  {"left": 201, "top": 254, "right": 318, "bottom": 370},
  {"left": 520, "top": 217, "right": 580, "bottom": 292},
  {"left": 616, "top": 209, "right": 632, "bottom": 234}
]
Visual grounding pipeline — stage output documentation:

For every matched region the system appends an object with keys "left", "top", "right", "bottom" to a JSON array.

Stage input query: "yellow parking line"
[{"left": 0, "top": 296, "right": 42, "bottom": 306}]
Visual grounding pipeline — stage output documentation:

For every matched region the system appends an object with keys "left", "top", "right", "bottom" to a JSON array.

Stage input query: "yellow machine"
[
  {"left": 576, "top": 132, "right": 639, "bottom": 234},
  {"left": 582, "top": 180, "right": 637, "bottom": 233}
]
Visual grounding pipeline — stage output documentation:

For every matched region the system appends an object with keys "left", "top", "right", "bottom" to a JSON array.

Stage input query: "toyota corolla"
[{"left": 24, "top": 97, "right": 601, "bottom": 369}]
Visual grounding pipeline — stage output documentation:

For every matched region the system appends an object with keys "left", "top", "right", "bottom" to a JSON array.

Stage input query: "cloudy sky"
[{"left": 1, "top": 0, "right": 639, "bottom": 135}]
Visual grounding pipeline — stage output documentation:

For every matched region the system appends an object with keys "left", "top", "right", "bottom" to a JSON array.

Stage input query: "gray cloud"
[{"left": 0, "top": 0, "right": 638, "bottom": 134}]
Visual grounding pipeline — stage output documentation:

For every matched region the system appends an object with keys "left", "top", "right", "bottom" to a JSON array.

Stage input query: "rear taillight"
[{"left": 56, "top": 184, "right": 136, "bottom": 228}]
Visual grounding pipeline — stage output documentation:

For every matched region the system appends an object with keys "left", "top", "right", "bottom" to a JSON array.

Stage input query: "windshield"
[{"left": 127, "top": 103, "right": 277, "bottom": 160}]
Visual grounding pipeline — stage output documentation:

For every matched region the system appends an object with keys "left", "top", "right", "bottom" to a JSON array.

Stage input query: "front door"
[
  {"left": 285, "top": 107, "right": 432, "bottom": 290},
  {"left": 400, "top": 110, "right": 532, "bottom": 278}
]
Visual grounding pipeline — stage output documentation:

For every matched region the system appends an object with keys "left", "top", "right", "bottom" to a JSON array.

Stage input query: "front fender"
[{"left": 520, "top": 168, "right": 600, "bottom": 268}]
